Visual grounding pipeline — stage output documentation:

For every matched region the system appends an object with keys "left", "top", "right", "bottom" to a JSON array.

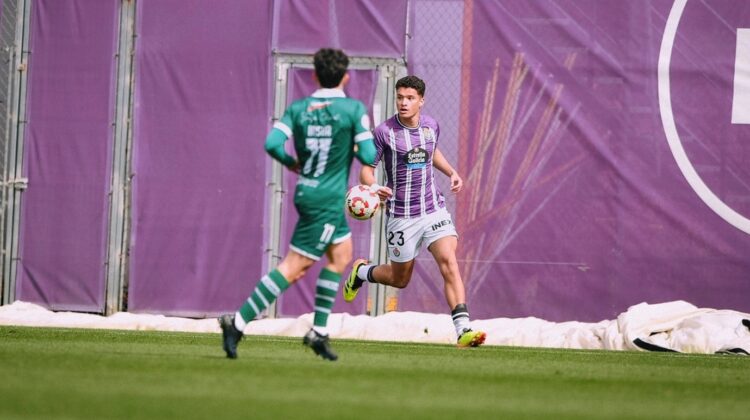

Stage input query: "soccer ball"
[{"left": 345, "top": 184, "right": 380, "bottom": 220}]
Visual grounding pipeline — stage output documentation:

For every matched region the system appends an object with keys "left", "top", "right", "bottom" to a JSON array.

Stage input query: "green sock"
[
  {"left": 234, "top": 269, "right": 289, "bottom": 330},
  {"left": 312, "top": 268, "right": 341, "bottom": 336}
]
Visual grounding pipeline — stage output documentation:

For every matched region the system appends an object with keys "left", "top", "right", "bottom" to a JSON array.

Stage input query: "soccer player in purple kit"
[{"left": 343, "top": 75, "right": 486, "bottom": 347}]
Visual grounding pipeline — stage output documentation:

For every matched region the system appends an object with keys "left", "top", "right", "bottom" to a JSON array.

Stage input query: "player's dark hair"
[
  {"left": 396, "top": 75, "right": 426, "bottom": 97},
  {"left": 313, "top": 48, "right": 349, "bottom": 88}
]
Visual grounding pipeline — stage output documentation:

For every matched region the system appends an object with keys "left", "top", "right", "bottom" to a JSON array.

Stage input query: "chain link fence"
[{"left": 410, "top": 0, "right": 464, "bottom": 212}]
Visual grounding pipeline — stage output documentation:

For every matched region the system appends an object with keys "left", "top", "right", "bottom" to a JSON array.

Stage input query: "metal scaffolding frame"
[{"left": 1, "top": 0, "right": 30, "bottom": 306}]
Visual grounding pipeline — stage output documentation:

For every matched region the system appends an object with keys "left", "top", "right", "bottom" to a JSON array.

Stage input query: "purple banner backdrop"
[
  {"left": 15, "top": 0, "right": 750, "bottom": 322},
  {"left": 128, "top": 0, "right": 271, "bottom": 316},
  {"left": 276, "top": 68, "right": 378, "bottom": 317},
  {"left": 273, "top": 0, "right": 407, "bottom": 58},
  {"left": 397, "top": 0, "right": 750, "bottom": 322},
  {"left": 16, "top": 0, "right": 119, "bottom": 312}
]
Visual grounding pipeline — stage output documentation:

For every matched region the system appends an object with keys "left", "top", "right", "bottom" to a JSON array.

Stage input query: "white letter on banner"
[{"left": 732, "top": 28, "right": 750, "bottom": 124}]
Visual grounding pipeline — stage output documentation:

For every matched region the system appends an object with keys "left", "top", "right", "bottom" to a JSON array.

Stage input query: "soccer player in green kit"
[{"left": 219, "top": 48, "right": 376, "bottom": 361}]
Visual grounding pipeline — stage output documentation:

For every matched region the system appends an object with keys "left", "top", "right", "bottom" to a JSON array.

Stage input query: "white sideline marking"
[{"left": 732, "top": 28, "right": 750, "bottom": 124}]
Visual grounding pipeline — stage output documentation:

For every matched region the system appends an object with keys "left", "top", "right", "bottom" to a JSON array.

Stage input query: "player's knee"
[
  {"left": 332, "top": 259, "right": 351, "bottom": 274},
  {"left": 435, "top": 254, "right": 456, "bottom": 268},
  {"left": 328, "top": 254, "right": 352, "bottom": 274},
  {"left": 334, "top": 248, "right": 353, "bottom": 265},
  {"left": 437, "top": 257, "right": 459, "bottom": 276},
  {"left": 326, "top": 244, "right": 352, "bottom": 272}
]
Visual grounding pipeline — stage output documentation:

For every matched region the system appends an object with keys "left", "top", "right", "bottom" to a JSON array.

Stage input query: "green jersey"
[{"left": 273, "top": 88, "right": 373, "bottom": 209}]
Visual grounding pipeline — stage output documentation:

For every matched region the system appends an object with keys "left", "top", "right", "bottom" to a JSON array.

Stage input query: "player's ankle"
[{"left": 357, "top": 264, "right": 373, "bottom": 282}]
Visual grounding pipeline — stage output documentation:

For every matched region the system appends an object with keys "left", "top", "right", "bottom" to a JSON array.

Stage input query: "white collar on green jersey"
[{"left": 311, "top": 88, "right": 346, "bottom": 98}]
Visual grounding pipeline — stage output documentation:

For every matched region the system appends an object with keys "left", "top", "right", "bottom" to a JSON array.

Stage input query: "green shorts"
[{"left": 289, "top": 205, "right": 351, "bottom": 261}]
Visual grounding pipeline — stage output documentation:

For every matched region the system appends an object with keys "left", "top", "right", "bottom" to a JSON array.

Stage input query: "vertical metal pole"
[
  {"left": 0, "top": 0, "right": 18, "bottom": 304},
  {"left": 2, "top": 0, "right": 31, "bottom": 305},
  {"left": 265, "top": 60, "right": 290, "bottom": 318},
  {"left": 104, "top": 0, "right": 137, "bottom": 315},
  {"left": 366, "top": 65, "right": 390, "bottom": 316},
  {"left": 367, "top": 63, "right": 406, "bottom": 316},
  {"left": 382, "top": 64, "right": 408, "bottom": 314}
]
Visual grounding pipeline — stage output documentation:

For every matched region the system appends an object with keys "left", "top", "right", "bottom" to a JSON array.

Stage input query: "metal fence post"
[
  {"left": 104, "top": 0, "right": 137, "bottom": 315},
  {"left": 1, "top": 0, "right": 30, "bottom": 306}
]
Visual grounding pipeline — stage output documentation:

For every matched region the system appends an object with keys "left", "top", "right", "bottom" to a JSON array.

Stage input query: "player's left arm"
[
  {"left": 433, "top": 148, "right": 462, "bottom": 193},
  {"left": 352, "top": 101, "right": 376, "bottom": 165},
  {"left": 354, "top": 139, "right": 376, "bottom": 165}
]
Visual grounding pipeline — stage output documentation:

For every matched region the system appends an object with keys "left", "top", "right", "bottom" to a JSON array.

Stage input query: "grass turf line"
[{"left": 1, "top": 326, "right": 749, "bottom": 419}]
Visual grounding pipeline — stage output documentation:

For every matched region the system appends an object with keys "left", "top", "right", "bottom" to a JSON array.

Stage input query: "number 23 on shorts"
[{"left": 388, "top": 231, "right": 404, "bottom": 246}]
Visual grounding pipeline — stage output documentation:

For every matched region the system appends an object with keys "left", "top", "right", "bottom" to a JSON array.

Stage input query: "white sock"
[
  {"left": 313, "top": 325, "right": 329, "bottom": 336},
  {"left": 234, "top": 312, "right": 247, "bottom": 331},
  {"left": 451, "top": 304, "right": 470, "bottom": 337},
  {"left": 357, "top": 264, "right": 374, "bottom": 281}
]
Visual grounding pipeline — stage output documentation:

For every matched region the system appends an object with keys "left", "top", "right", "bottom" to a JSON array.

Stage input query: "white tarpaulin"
[{"left": 1, "top": 300, "right": 748, "bottom": 354}]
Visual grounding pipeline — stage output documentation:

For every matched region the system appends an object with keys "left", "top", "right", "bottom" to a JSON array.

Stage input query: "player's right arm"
[
  {"left": 360, "top": 165, "right": 392, "bottom": 200},
  {"left": 360, "top": 164, "right": 377, "bottom": 186},
  {"left": 264, "top": 128, "right": 297, "bottom": 168},
  {"left": 264, "top": 109, "right": 299, "bottom": 171}
]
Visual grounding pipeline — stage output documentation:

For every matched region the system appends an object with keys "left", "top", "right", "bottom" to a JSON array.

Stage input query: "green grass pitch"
[{"left": 1, "top": 326, "right": 749, "bottom": 419}]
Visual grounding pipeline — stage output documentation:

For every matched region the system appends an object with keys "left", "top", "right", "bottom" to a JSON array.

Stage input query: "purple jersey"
[{"left": 372, "top": 114, "right": 446, "bottom": 218}]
